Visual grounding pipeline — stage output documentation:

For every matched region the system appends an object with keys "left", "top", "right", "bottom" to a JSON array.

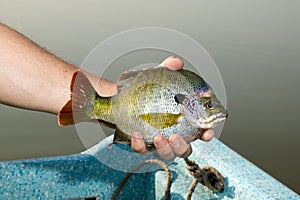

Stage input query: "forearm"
[{"left": 0, "top": 23, "right": 115, "bottom": 114}]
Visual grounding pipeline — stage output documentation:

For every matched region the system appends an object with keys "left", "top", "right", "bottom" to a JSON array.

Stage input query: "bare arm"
[
  {"left": 0, "top": 23, "right": 214, "bottom": 160},
  {"left": 0, "top": 23, "right": 115, "bottom": 114}
]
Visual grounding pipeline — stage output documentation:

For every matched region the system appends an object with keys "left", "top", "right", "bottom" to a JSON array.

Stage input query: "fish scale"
[
  {"left": 111, "top": 67, "right": 226, "bottom": 143},
  {"left": 58, "top": 67, "right": 227, "bottom": 145}
]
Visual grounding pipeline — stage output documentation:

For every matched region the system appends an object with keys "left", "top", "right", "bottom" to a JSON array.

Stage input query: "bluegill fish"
[{"left": 58, "top": 67, "right": 227, "bottom": 148}]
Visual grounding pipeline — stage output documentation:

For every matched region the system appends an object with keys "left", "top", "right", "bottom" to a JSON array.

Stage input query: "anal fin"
[
  {"left": 97, "top": 119, "right": 116, "bottom": 129},
  {"left": 112, "top": 127, "right": 131, "bottom": 145},
  {"left": 111, "top": 128, "right": 157, "bottom": 152}
]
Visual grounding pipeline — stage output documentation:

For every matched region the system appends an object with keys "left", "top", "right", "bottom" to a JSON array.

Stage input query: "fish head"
[{"left": 178, "top": 91, "right": 228, "bottom": 129}]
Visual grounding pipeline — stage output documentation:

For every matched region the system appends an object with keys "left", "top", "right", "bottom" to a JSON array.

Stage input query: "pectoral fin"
[{"left": 138, "top": 113, "right": 182, "bottom": 130}]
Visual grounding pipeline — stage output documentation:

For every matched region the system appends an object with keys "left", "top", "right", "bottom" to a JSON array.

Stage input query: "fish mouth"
[{"left": 197, "top": 112, "right": 227, "bottom": 129}]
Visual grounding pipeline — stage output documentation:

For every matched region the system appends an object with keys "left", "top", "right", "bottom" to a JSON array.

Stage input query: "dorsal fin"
[
  {"left": 117, "top": 67, "right": 163, "bottom": 92},
  {"left": 117, "top": 70, "right": 144, "bottom": 92}
]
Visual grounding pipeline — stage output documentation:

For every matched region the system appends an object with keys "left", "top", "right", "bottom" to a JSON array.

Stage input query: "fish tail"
[{"left": 58, "top": 70, "right": 96, "bottom": 126}]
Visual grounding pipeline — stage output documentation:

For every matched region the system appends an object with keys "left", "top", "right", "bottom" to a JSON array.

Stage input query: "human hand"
[{"left": 130, "top": 56, "right": 215, "bottom": 160}]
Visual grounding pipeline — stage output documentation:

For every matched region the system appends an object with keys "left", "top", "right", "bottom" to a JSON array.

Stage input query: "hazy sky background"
[{"left": 0, "top": 0, "right": 299, "bottom": 193}]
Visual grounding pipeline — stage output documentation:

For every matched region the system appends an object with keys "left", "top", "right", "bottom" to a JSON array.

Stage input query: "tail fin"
[{"left": 58, "top": 70, "right": 96, "bottom": 126}]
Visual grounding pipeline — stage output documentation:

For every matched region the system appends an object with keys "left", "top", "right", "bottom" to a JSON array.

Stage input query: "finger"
[
  {"left": 131, "top": 131, "right": 148, "bottom": 154},
  {"left": 159, "top": 56, "right": 184, "bottom": 70},
  {"left": 169, "top": 134, "right": 191, "bottom": 157},
  {"left": 200, "top": 129, "right": 215, "bottom": 141},
  {"left": 154, "top": 135, "right": 175, "bottom": 161}
]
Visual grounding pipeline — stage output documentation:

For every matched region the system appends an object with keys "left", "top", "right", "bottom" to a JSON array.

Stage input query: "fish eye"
[{"left": 205, "top": 100, "right": 214, "bottom": 109}]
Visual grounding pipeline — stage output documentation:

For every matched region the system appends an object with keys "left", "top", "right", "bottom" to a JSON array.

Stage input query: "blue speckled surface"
[
  {"left": 0, "top": 153, "right": 152, "bottom": 199},
  {"left": 0, "top": 136, "right": 299, "bottom": 199},
  {"left": 156, "top": 138, "right": 300, "bottom": 199}
]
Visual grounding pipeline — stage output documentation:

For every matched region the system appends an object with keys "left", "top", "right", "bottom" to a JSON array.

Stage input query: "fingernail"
[
  {"left": 132, "top": 131, "right": 143, "bottom": 141},
  {"left": 201, "top": 129, "right": 215, "bottom": 141},
  {"left": 170, "top": 137, "right": 180, "bottom": 147},
  {"left": 155, "top": 136, "right": 167, "bottom": 148}
]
